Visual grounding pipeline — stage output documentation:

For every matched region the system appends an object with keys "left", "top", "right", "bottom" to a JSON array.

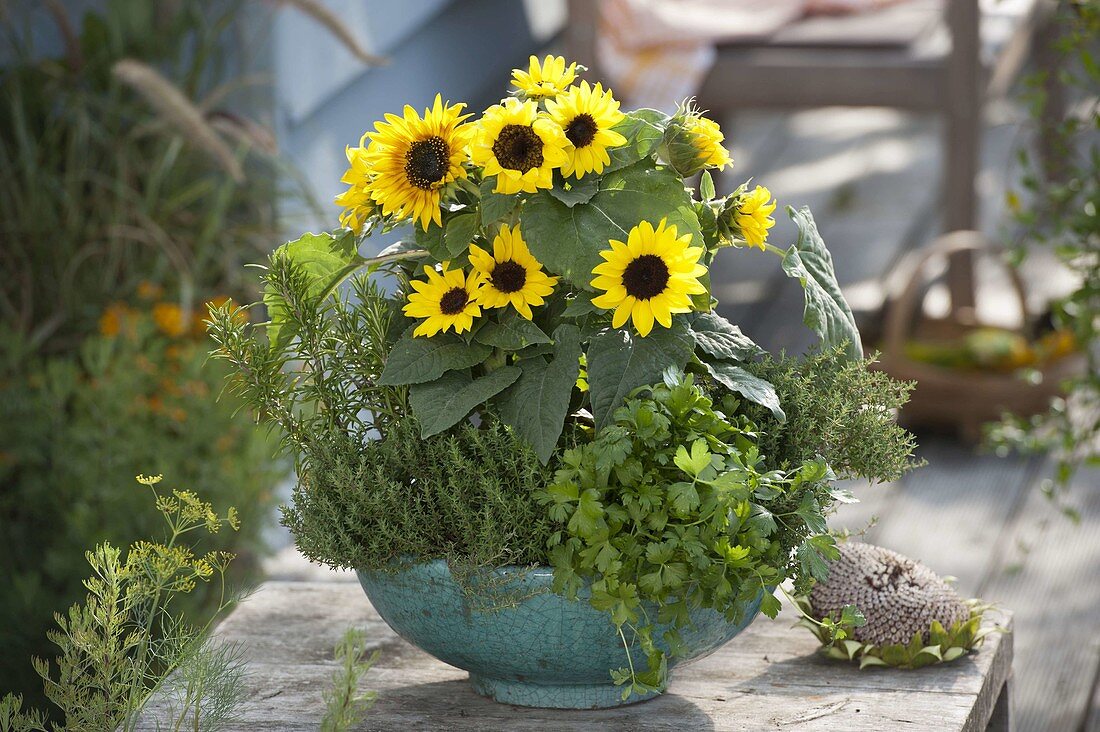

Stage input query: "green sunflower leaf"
[
  {"left": 496, "top": 324, "right": 583, "bottom": 463},
  {"left": 520, "top": 159, "right": 702, "bottom": 289},
  {"left": 702, "top": 360, "right": 785, "bottom": 422},
  {"left": 547, "top": 172, "right": 599, "bottom": 207},
  {"left": 378, "top": 329, "right": 493, "bottom": 385},
  {"left": 605, "top": 108, "right": 669, "bottom": 173},
  {"left": 586, "top": 319, "right": 696, "bottom": 430},
  {"left": 264, "top": 231, "right": 428, "bottom": 348},
  {"left": 782, "top": 206, "right": 863, "bottom": 361},
  {"left": 263, "top": 231, "right": 356, "bottom": 347},
  {"left": 415, "top": 220, "right": 449, "bottom": 261},
  {"left": 688, "top": 311, "right": 766, "bottom": 363},
  {"left": 479, "top": 176, "right": 521, "bottom": 225},
  {"left": 408, "top": 367, "right": 522, "bottom": 437},
  {"left": 474, "top": 310, "right": 552, "bottom": 350},
  {"left": 444, "top": 213, "right": 479, "bottom": 258},
  {"left": 562, "top": 292, "right": 600, "bottom": 318}
]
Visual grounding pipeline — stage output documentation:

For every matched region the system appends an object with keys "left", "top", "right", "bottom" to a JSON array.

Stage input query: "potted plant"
[{"left": 209, "top": 56, "right": 918, "bottom": 709}]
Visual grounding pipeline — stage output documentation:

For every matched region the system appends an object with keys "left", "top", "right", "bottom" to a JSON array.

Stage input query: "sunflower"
[
  {"left": 687, "top": 116, "right": 733, "bottom": 170},
  {"left": 511, "top": 55, "right": 578, "bottom": 100},
  {"left": 590, "top": 219, "right": 707, "bottom": 337},
  {"left": 470, "top": 98, "right": 569, "bottom": 194},
  {"left": 361, "top": 94, "right": 473, "bottom": 231},
  {"left": 735, "top": 185, "right": 777, "bottom": 249},
  {"left": 334, "top": 142, "right": 375, "bottom": 234},
  {"left": 403, "top": 262, "right": 483, "bottom": 337},
  {"left": 545, "top": 81, "right": 627, "bottom": 179},
  {"left": 469, "top": 225, "right": 558, "bottom": 320}
]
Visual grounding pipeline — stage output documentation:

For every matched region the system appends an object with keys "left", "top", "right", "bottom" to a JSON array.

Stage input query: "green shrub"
[
  {"left": 0, "top": 0, "right": 292, "bottom": 352},
  {"left": 0, "top": 303, "right": 283, "bottom": 711},
  {"left": 0, "top": 475, "right": 247, "bottom": 732},
  {"left": 284, "top": 417, "right": 559, "bottom": 572},
  {"left": 0, "top": 0, "right": 301, "bottom": 713},
  {"left": 733, "top": 348, "right": 921, "bottom": 483}
]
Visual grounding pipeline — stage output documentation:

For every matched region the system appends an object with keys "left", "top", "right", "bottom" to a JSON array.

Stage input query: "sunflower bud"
[
  {"left": 660, "top": 104, "right": 733, "bottom": 178},
  {"left": 715, "top": 183, "right": 776, "bottom": 250}
]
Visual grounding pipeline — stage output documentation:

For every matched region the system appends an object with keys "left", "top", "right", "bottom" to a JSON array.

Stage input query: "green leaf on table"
[
  {"left": 409, "top": 367, "right": 521, "bottom": 437},
  {"left": 688, "top": 311, "right": 766, "bottom": 362},
  {"left": 547, "top": 173, "right": 599, "bottom": 207},
  {"left": 782, "top": 206, "right": 863, "bottom": 361},
  {"left": 444, "top": 213, "right": 479, "bottom": 257},
  {"left": 703, "top": 360, "right": 785, "bottom": 422},
  {"left": 521, "top": 160, "right": 702, "bottom": 289},
  {"left": 586, "top": 319, "right": 696, "bottom": 430},
  {"left": 497, "top": 324, "right": 583, "bottom": 463},
  {"left": 474, "top": 311, "right": 552, "bottom": 350},
  {"left": 378, "top": 329, "right": 492, "bottom": 385},
  {"left": 605, "top": 109, "right": 669, "bottom": 173},
  {"left": 479, "top": 176, "right": 521, "bottom": 225}
]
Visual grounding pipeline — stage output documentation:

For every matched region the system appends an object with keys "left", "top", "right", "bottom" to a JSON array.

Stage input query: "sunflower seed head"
[{"left": 809, "top": 542, "right": 968, "bottom": 646}]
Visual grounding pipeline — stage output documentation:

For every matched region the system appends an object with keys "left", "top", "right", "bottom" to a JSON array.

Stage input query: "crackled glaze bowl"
[{"left": 356, "top": 560, "right": 764, "bottom": 709}]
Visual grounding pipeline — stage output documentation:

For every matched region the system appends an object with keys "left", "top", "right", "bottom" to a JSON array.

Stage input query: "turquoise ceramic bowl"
[{"left": 357, "top": 560, "right": 764, "bottom": 709}]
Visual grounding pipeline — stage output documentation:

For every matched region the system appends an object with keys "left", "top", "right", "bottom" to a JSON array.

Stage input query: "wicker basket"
[{"left": 874, "top": 231, "right": 1083, "bottom": 441}]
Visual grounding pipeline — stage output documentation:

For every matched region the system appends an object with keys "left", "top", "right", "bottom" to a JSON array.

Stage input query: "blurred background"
[{"left": 1, "top": 1, "right": 1096, "bottom": 729}]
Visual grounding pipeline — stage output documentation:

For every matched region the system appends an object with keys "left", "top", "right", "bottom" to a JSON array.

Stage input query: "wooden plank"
[
  {"left": 864, "top": 441, "right": 1036, "bottom": 596},
  {"left": 977, "top": 467, "right": 1100, "bottom": 732},
  {"left": 766, "top": 0, "right": 942, "bottom": 48},
  {"left": 1086, "top": 672, "right": 1100, "bottom": 732},
  {"left": 139, "top": 580, "right": 1012, "bottom": 731}
]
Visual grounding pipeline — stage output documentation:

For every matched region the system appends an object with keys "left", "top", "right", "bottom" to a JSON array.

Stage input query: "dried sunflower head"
[{"left": 796, "top": 542, "right": 997, "bottom": 669}]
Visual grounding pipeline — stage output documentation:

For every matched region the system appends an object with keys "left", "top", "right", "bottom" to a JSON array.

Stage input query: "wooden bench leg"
[
  {"left": 986, "top": 678, "right": 1013, "bottom": 732},
  {"left": 943, "top": 0, "right": 981, "bottom": 310}
]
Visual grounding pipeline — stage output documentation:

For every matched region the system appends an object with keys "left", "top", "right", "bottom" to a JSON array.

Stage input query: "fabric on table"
[{"left": 597, "top": 0, "right": 904, "bottom": 110}]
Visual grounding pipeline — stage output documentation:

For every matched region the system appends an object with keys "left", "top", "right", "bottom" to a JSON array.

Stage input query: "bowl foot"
[{"left": 468, "top": 673, "right": 663, "bottom": 709}]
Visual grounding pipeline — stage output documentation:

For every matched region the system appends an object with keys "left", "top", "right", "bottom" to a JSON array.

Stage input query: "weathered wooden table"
[{"left": 176, "top": 579, "right": 1014, "bottom": 731}]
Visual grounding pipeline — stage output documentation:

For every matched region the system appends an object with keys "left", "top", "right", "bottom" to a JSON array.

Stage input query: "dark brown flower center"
[
  {"left": 491, "top": 260, "right": 527, "bottom": 293},
  {"left": 492, "top": 124, "right": 544, "bottom": 172},
  {"left": 405, "top": 136, "right": 449, "bottom": 190},
  {"left": 565, "top": 113, "right": 598, "bottom": 148},
  {"left": 622, "top": 254, "right": 670, "bottom": 300},
  {"left": 439, "top": 287, "right": 470, "bottom": 315}
]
